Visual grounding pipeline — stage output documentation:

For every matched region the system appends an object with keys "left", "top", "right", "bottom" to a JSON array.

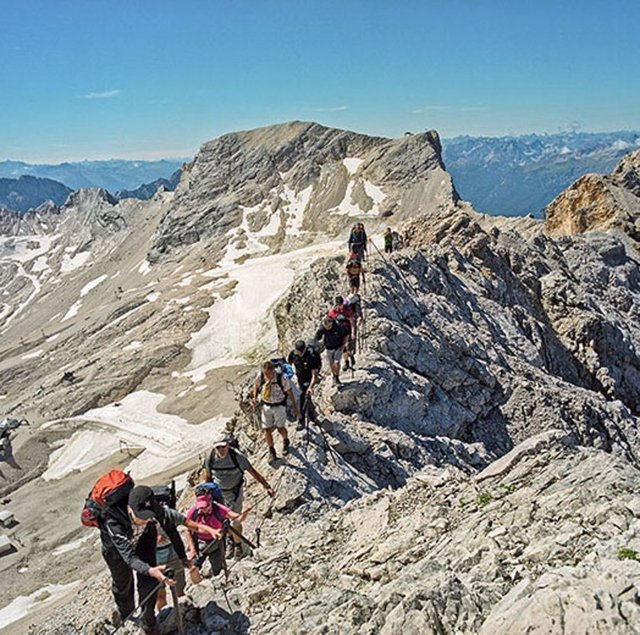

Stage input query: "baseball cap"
[
  {"left": 213, "top": 432, "right": 230, "bottom": 448},
  {"left": 294, "top": 339, "right": 306, "bottom": 352},
  {"left": 195, "top": 495, "right": 211, "bottom": 509},
  {"left": 128, "top": 485, "right": 158, "bottom": 520}
]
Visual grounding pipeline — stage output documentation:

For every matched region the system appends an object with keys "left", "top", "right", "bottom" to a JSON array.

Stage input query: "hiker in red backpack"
[
  {"left": 84, "top": 473, "right": 217, "bottom": 633},
  {"left": 345, "top": 252, "right": 365, "bottom": 295},
  {"left": 251, "top": 360, "right": 301, "bottom": 462}
]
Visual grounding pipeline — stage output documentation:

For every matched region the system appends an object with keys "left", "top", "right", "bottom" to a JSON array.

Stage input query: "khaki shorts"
[
  {"left": 261, "top": 404, "right": 287, "bottom": 429},
  {"left": 222, "top": 485, "right": 244, "bottom": 514},
  {"left": 324, "top": 347, "right": 343, "bottom": 365}
]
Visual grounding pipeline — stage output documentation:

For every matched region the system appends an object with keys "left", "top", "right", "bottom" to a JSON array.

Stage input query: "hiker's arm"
[
  {"left": 185, "top": 518, "right": 221, "bottom": 541},
  {"left": 287, "top": 387, "right": 301, "bottom": 418},
  {"left": 308, "top": 368, "right": 319, "bottom": 393},
  {"left": 250, "top": 376, "right": 260, "bottom": 407},
  {"left": 247, "top": 466, "right": 275, "bottom": 496},
  {"left": 104, "top": 518, "right": 152, "bottom": 576},
  {"left": 227, "top": 506, "right": 251, "bottom": 523}
]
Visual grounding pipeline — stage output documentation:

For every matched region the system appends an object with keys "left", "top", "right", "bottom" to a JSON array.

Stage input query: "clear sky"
[{"left": 1, "top": 0, "right": 638, "bottom": 162}]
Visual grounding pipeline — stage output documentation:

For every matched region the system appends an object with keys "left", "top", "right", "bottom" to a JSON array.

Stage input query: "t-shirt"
[
  {"left": 208, "top": 448, "right": 251, "bottom": 491},
  {"left": 258, "top": 371, "right": 290, "bottom": 405},
  {"left": 316, "top": 322, "right": 346, "bottom": 351},
  {"left": 155, "top": 507, "right": 187, "bottom": 561},
  {"left": 287, "top": 348, "right": 321, "bottom": 384},
  {"left": 187, "top": 502, "right": 230, "bottom": 541}
]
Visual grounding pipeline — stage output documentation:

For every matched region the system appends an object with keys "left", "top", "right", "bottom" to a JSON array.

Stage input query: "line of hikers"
[{"left": 86, "top": 223, "right": 402, "bottom": 633}]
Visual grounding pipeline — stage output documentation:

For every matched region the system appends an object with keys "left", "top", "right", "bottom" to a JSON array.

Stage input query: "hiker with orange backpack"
[{"left": 82, "top": 472, "right": 218, "bottom": 633}]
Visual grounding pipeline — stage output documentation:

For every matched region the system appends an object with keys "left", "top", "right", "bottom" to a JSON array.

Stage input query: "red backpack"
[{"left": 81, "top": 469, "right": 134, "bottom": 528}]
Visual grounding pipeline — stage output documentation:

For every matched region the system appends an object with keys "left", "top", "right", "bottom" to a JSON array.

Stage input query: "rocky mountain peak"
[
  {"left": 545, "top": 150, "right": 640, "bottom": 244},
  {"left": 149, "top": 121, "right": 457, "bottom": 261}
]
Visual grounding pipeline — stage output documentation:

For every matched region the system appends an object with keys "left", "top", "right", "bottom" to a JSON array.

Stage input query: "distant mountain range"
[
  {"left": 442, "top": 130, "right": 640, "bottom": 217},
  {"left": 0, "top": 175, "right": 72, "bottom": 213},
  {"left": 114, "top": 169, "right": 182, "bottom": 200},
  {"left": 0, "top": 158, "right": 185, "bottom": 192}
]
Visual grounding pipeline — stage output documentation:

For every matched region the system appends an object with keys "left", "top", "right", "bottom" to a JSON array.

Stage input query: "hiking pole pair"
[{"left": 303, "top": 397, "right": 338, "bottom": 465}]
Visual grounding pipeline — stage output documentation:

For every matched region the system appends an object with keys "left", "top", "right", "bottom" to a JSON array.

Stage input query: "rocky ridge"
[{"left": 0, "top": 125, "right": 639, "bottom": 634}]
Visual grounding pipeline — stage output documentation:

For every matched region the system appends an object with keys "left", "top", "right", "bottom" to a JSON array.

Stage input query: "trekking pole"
[
  {"left": 112, "top": 578, "right": 165, "bottom": 633},
  {"left": 165, "top": 569, "right": 186, "bottom": 635}
]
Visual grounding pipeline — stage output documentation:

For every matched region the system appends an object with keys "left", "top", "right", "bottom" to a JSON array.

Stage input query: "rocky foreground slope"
[{"left": 1, "top": 124, "right": 639, "bottom": 633}]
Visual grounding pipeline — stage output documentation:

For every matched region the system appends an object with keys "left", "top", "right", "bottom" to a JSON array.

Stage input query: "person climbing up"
[
  {"left": 287, "top": 339, "right": 321, "bottom": 430},
  {"left": 204, "top": 433, "right": 274, "bottom": 558},
  {"left": 327, "top": 295, "right": 347, "bottom": 320},
  {"left": 150, "top": 486, "right": 220, "bottom": 611},
  {"left": 345, "top": 252, "right": 365, "bottom": 295},
  {"left": 384, "top": 227, "right": 394, "bottom": 254},
  {"left": 392, "top": 230, "right": 404, "bottom": 250},
  {"left": 348, "top": 223, "right": 368, "bottom": 261},
  {"left": 251, "top": 360, "right": 301, "bottom": 462},
  {"left": 315, "top": 316, "right": 350, "bottom": 385},
  {"left": 184, "top": 493, "right": 251, "bottom": 576}
]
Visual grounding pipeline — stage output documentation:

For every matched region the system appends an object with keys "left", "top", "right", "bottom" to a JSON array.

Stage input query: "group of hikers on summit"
[{"left": 83, "top": 223, "right": 401, "bottom": 634}]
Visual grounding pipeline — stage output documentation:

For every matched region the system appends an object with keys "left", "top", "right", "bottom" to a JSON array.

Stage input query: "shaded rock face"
[
  {"left": 545, "top": 149, "right": 640, "bottom": 243},
  {"left": 149, "top": 121, "right": 457, "bottom": 260},
  {"left": 0, "top": 175, "right": 72, "bottom": 213}
]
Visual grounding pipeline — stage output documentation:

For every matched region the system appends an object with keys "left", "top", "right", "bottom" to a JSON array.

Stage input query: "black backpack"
[{"left": 151, "top": 480, "right": 177, "bottom": 509}]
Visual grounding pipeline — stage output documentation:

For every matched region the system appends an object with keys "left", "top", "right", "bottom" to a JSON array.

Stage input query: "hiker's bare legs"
[{"left": 264, "top": 428, "right": 274, "bottom": 449}]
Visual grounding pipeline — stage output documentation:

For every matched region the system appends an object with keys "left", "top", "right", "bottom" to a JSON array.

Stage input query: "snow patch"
[
  {"left": 343, "top": 157, "right": 364, "bottom": 175},
  {"left": 282, "top": 183, "right": 313, "bottom": 235},
  {"left": 138, "top": 260, "right": 151, "bottom": 275},
  {"left": 145, "top": 292, "right": 160, "bottom": 302},
  {"left": 61, "top": 300, "right": 82, "bottom": 322},
  {"left": 123, "top": 341, "right": 143, "bottom": 351},
  {"left": 21, "top": 349, "right": 43, "bottom": 360},
  {"left": 0, "top": 581, "right": 82, "bottom": 628},
  {"left": 80, "top": 274, "right": 108, "bottom": 297},
  {"left": 61, "top": 251, "right": 91, "bottom": 273},
  {"left": 43, "top": 391, "right": 227, "bottom": 480}
]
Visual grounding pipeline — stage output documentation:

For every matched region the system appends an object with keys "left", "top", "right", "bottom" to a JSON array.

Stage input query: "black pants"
[
  {"left": 385, "top": 243, "right": 392, "bottom": 253},
  {"left": 298, "top": 382, "right": 310, "bottom": 423},
  {"left": 102, "top": 547, "right": 158, "bottom": 631},
  {"left": 196, "top": 538, "right": 225, "bottom": 576}
]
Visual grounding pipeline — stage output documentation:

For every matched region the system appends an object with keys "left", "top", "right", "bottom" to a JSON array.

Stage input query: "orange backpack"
[{"left": 81, "top": 469, "right": 134, "bottom": 528}]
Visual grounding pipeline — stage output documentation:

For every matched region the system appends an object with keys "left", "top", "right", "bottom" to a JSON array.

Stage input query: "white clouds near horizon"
[{"left": 82, "top": 89, "right": 122, "bottom": 100}]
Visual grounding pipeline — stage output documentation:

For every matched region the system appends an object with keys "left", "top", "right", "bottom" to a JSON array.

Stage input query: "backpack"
[
  {"left": 258, "top": 361, "right": 290, "bottom": 405},
  {"left": 81, "top": 469, "right": 134, "bottom": 528},
  {"left": 336, "top": 314, "right": 352, "bottom": 339},
  {"left": 192, "top": 482, "right": 226, "bottom": 522},
  {"left": 346, "top": 258, "right": 361, "bottom": 275},
  {"left": 206, "top": 443, "right": 244, "bottom": 480},
  {"left": 151, "top": 481, "right": 177, "bottom": 509},
  {"left": 327, "top": 304, "right": 346, "bottom": 320}
]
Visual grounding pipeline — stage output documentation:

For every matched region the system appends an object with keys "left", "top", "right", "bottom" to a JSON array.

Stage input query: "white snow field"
[
  {"left": 42, "top": 391, "right": 227, "bottom": 481},
  {"left": 185, "top": 239, "right": 342, "bottom": 381},
  {"left": 0, "top": 581, "right": 82, "bottom": 630}
]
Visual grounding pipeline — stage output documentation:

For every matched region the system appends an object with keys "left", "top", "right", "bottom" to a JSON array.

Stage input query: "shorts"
[
  {"left": 155, "top": 547, "right": 186, "bottom": 597},
  {"left": 261, "top": 404, "right": 287, "bottom": 429},
  {"left": 197, "top": 538, "right": 225, "bottom": 576},
  {"left": 324, "top": 347, "right": 343, "bottom": 365},
  {"left": 222, "top": 485, "right": 244, "bottom": 514},
  {"left": 348, "top": 275, "right": 361, "bottom": 289}
]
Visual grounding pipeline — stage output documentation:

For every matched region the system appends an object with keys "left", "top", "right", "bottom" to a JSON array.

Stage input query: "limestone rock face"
[
  {"left": 545, "top": 149, "right": 640, "bottom": 244},
  {"left": 149, "top": 121, "right": 458, "bottom": 260}
]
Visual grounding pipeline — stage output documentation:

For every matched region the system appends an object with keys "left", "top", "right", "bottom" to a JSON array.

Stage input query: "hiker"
[
  {"left": 184, "top": 493, "right": 251, "bottom": 575},
  {"left": 149, "top": 487, "right": 221, "bottom": 611},
  {"left": 315, "top": 316, "right": 350, "bottom": 385},
  {"left": 339, "top": 298, "right": 359, "bottom": 371},
  {"left": 384, "top": 227, "right": 394, "bottom": 254},
  {"left": 204, "top": 433, "right": 275, "bottom": 558},
  {"left": 345, "top": 252, "right": 365, "bottom": 295},
  {"left": 287, "top": 339, "right": 321, "bottom": 430},
  {"left": 392, "top": 230, "right": 404, "bottom": 250},
  {"left": 327, "top": 295, "right": 347, "bottom": 320},
  {"left": 251, "top": 360, "right": 302, "bottom": 461},
  {"left": 348, "top": 223, "right": 368, "bottom": 261}
]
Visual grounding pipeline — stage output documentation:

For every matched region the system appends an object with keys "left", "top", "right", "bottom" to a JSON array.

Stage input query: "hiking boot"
[
  {"left": 296, "top": 418, "right": 305, "bottom": 431},
  {"left": 268, "top": 446, "right": 278, "bottom": 462},
  {"left": 225, "top": 538, "right": 235, "bottom": 559},
  {"left": 332, "top": 375, "right": 341, "bottom": 386},
  {"left": 283, "top": 438, "right": 290, "bottom": 455},
  {"left": 110, "top": 610, "right": 124, "bottom": 628},
  {"left": 234, "top": 542, "right": 244, "bottom": 559},
  {"left": 343, "top": 360, "right": 350, "bottom": 371}
]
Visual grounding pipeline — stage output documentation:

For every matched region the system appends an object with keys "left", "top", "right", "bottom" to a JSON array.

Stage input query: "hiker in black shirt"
[
  {"left": 316, "top": 316, "right": 350, "bottom": 385},
  {"left": 287, "top": 339, "right": 321, "bottom": 430}
]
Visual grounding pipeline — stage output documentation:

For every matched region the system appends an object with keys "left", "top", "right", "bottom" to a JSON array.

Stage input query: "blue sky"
[{"left": 1, "top": 0, "right": 638, "bottom": 162}]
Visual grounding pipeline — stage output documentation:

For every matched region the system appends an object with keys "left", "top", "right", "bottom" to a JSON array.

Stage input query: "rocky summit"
[{"left": 0, "top": 122, "right": 639, "bottom": 635}]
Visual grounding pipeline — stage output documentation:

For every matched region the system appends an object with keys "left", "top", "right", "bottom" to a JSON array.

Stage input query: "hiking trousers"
[{"left": 102, "top": 547, "right": 158, "bottom": 630}]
